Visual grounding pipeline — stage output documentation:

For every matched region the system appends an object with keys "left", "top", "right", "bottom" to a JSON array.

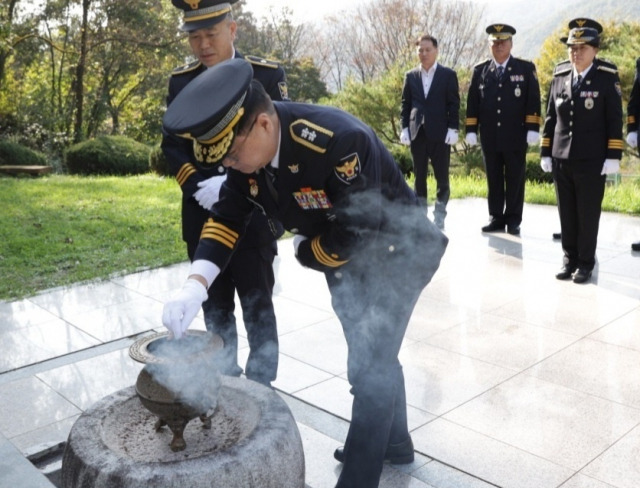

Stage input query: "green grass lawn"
[{"left": 1, "top": 172, "right": 638, "bottom": 302}]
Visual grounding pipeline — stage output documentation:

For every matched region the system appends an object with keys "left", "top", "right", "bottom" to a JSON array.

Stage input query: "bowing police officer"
[
  {"left": 161, "top": 59, "right": 448, "bottom": 488},
  {"left": 540, "top": 22, "right": 623, "bottom": 283},
  {"left": 465, "top": 24, "right": 541, "bottom": 236},
  {"left": 160, "top": 0, "right": 288, "bottom": 387}
]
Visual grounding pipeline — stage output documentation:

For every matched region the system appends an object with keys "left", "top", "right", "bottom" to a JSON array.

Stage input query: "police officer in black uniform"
[
  {"left": 465, "top": 24, "right": 541, "bottom": 235},
  {"left": 627, "top": 56, "right": 640, "bottom": 251},
  {"left": 161, "top": 0, "right": 288, "bottom": 386},
  {"left": 540, "top": 23, "right": 623, "bottom": 283},
  {"left": 161, "top": 59, "right": 448, "bottom": 488}
]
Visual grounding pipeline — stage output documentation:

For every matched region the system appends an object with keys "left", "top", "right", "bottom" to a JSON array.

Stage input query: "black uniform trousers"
[
  {"left": 327, "top": 245, "right": 427, "bottom": 488},
  {"left": 481, "top": 144, "right": 527, "bottom": 227},
  {"left": 410, "top": 125, "right": 451, "bottom": 217},
  {"left": 553, "top": 158, "right": 606, "bottom": 271},
  {"left": 185, "top": 200, "right": 278, "bottom": 385}
]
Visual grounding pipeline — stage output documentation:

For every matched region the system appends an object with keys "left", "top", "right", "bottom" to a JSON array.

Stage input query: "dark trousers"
[
  {"left": 327, "top": 252, "right": 426, "bottom": 488},
  {"left": 410, "top": 126, "right": 451, "bottom": 218},
  {"left": 186, "top": 213, "right": 279, "bottom": 385},
  {"left": 481, "top": 145, "right": 526, "bottom": 227},
  {"left": 553, "top": 158, "right": 606, "bottom": 271}
]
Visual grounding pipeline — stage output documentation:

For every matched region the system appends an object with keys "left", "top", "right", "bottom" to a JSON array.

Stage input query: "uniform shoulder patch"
[
  {"left": 172, "top": 60, "right": 202, "bottom": 76},
  {"left": 334, "top": 153, "right": 361, "bottom": 185},
  {"left": 289, "top": 119, "right": 333, "bottom": 153},
  {"left": 245, "top": 54, "right": 280, "bottom": 69},
  {"left": 597, "top": 57, "right": 618, "bottom": 70}
]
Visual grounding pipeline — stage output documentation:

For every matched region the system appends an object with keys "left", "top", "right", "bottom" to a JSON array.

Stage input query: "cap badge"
[
  {"left": 576, "top": 19, "right": 586, "bottom": 27},
  {"left": 494, "top": 25, "right": 504, "bottom": 32},
  {"left": 183, "top": 0, "right": 201, "bottom": 9}
]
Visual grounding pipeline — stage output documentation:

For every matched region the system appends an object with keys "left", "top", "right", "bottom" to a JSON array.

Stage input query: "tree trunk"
[{"left": 73, "top": 0, "right": 91, "bottom": 143}]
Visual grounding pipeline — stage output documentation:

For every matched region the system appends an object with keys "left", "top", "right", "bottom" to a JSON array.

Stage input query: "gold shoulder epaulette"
[
  {"left": 289, "top": 119, "right": 333, "bottom": 154},
  {"left": 245, "top": 55, "right": 280, "bottom": 69},
  {"left": 172, "top": 60, "right": 202, "bottom": 76}
]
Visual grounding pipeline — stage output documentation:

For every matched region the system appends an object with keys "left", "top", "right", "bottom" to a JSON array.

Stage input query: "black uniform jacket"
[
  {"left": 193, "top": 102, "right": 448, "bottom": 281},
  {"left": 161, "top": 51, "right": 288, "bottom": 247},
  {"left": 541, "top": 59, "right": 623, "bottom": 162},
  {"left": 465, "top": 56, "right": 541, "bottom": 151},
  {"left": 627, "top": 57, "right": 640, "bottom": 155},
  {"left": 400, "top": 64, "right": 460, "bottom": 142}
]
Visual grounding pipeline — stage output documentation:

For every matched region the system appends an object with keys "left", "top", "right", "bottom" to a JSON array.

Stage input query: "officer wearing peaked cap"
[
  {"left": 161, "top": 58, "right": 448, "bottom": 488},
  {"left": 626, "top": 56, "right": 640, "bottom": 251},
  {"left": 465, "top": 23, "right": 541, "bottom": 236},
  {"left": 160, "top": 0, "right": 289, "bottom": 387},
  {"left": 540, "top": 22, "right": 623, "bottom": 283}
]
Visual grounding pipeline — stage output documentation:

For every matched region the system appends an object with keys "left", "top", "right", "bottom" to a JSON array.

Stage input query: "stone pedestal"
[{"left": 61, "top": 377, "right": 305, "bottom": 488}]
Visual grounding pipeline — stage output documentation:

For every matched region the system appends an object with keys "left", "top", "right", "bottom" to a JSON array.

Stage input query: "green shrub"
[
  {"left": 65, "top": 135, "right": 151, "bottom": 176},
  {"left": 0, "top": 139, "right": 47, "bottom": 166},
  {"left": 453, "top": 145, "right": 484, "bottom": 175},
  {"left": 149, "top": 144, "right": 171, "bottom": 176},
  {"left": 388, "top": 144, "right": 413, "bottom": 176},
  {"left": 525, "top": 151, "right": 553, "bottom": 183}
]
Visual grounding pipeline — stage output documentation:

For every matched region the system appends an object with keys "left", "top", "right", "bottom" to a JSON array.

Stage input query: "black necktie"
[
  {"left": 573, "top": 74, "right": 582, "bottom": 91},
  {"left": 263, "top": 166, "right": 278, "bottom": 202},
  {"left": 497, "top": 66, "right": 504, "bottom": 80}
]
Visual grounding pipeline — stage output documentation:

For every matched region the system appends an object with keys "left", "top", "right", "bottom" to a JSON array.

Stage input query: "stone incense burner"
[{"left": 129, "top": 330, "right": 224, "bottom": 452}]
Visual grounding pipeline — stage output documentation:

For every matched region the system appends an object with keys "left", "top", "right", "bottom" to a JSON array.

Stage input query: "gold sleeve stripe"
[
  {"left": 540, "top": 137, "right": 551, "bottom": 147},
  {"left": 628, "top": 116, "right": 636, "bottom": 124},
  {"left": 177, "top": 163, "right": 197, "bottom": 186},
  {"left": 310, "top": 236, "right": 348, "bottom": 268},
  {"left": 526, "top": 115, "right": 542, "bottom": 124},
  {"left": 608, "top": 139, "right": 624, "bottom": 149},
  {"left": 465, "top": 118, "right": 478, "bottom": 125},
  {"left": 200, "top": 220, "right": 239, "bottom": 249}
]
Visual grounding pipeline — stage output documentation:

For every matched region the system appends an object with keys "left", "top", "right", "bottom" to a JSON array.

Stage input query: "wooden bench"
[{"left": 0, "top": 165, "right": 53, "bottom": 176}]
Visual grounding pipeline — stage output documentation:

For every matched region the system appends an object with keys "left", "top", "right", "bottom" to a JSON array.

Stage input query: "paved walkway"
[{"left": 1, "top": 198, "right": 640, "bottom": 488}]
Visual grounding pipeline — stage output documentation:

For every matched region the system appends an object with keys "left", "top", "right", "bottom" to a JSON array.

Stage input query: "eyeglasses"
[{"left": 224, "top": 117, "right": 257, "bottom": 166}]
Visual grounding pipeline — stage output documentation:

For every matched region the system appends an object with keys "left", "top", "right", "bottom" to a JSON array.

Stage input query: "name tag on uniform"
[{"left": 293, "top": 188, "right": 332, "bottom": 210}]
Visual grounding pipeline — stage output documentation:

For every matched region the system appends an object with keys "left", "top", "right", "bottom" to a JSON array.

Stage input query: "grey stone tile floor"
[{"left": 1, "top": 198, "right": 640, "bottom": 488}]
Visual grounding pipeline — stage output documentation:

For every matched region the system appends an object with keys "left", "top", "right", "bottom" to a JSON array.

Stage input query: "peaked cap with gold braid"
[
  {"left": 485, "top": 23, "right": 516, "bottom": 41},
  {"left": 162, "top": 58, "right": 253, "bottom": 165},
  {"left": 561, "top": 26, "right": 600, "bottom": 47},
  {"left": 171, "top": 0, "right": 239, "bottom": 32}
]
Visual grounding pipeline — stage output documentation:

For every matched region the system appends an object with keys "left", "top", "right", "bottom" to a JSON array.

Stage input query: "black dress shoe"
[
  {"left": 555, "top": 265, "right": 576, "bottom": 280},
  {"left": 333, "top": 437, "right": 414, "bottom": 465},
  {"left": 481, "top": 221, "right": 504, "bottom": 233},
  {"left": 552, "top": 232, "right": 562, "bottom": 240},
  {"left": 507, "top": 225, "right": 520, "bottom": 236},
  {"left": 573, "top": 268, "right": 592, "bottom": 284},
  {"left": 632, "top": 241, "right": 640, "bottom": 251}
]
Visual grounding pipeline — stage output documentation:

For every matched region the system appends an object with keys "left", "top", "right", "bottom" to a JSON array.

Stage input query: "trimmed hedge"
[
  {"left": 0, "top": 139, "right": 48, "bottom": 166},
  {"left": 65, "top": 135, "right": 151, "bottom": 175},
  {"left": 149, "top": 144, "right": 171, "bottom": 176}
]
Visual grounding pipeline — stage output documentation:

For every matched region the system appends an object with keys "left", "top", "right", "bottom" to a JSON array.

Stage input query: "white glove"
[
  {"left": 627, "top": 131, "right": 638, "bottom": 148},
  {"left": 601, "top": 159, "right": 620, "bottom": 175},
  {"left": 162, "top": 279, "right": 208, "bottom": 339},
  {"left": 444, "top": 129, "right": 459, "bottom": 145},
  {"left": 540, "top": 157, "right": 552, "bottom": 173},
  {"left": 465, "top": 132, "right": 477, "bottom": 146},
  {"left": 194, "top": 174, "right": 226, "bottom": 210},
  {"left": 400, "top": 128, "right": 411, "bottom": 146},
  {"left": 527, "top": 130, "right": 540, "bottom": 145},
  {"left": 293, "top": 234, "right": 308, "bottom": 256}
]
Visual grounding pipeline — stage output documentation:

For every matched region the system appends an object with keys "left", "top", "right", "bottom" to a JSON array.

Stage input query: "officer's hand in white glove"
[
  {"left": 600, "top": 159, "right": 620, "bottom": 175},
  {"left": 162, "top": 279, "right": 208, "bottom": 339},
  {"left": 465, "top": 132, "right": 477, "bottom": 146},
  {"left": 293, "top": 234, "right": 308, "bottom": 256},
  {"left": 527, "top": 130, "right": 540, "bottom": 145},
  {"left": 444, "top": 129, "right": 459, "bottom": 145},
  {"left": 627, "top": 131, "right": 638, "bottom": 149},
  {"left": 194, "top": 174, "right": 226, "bottom": 210},
  {"left": 540, "top": 157, "right": 552, "bottom": 173},
  {"left": 400, "top": 128, "right": 411, "bottom": 146}
]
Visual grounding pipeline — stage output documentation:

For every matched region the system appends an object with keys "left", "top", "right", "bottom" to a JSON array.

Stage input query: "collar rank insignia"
[
  {"left": 335, "top": 153, "right": 361, "bottom": 184},
  {"left": 249, "top": 178, "right": 258, "bottom": 197},
  {"left": 288, "top": 164, "right": 300, "bottom": 174}
]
